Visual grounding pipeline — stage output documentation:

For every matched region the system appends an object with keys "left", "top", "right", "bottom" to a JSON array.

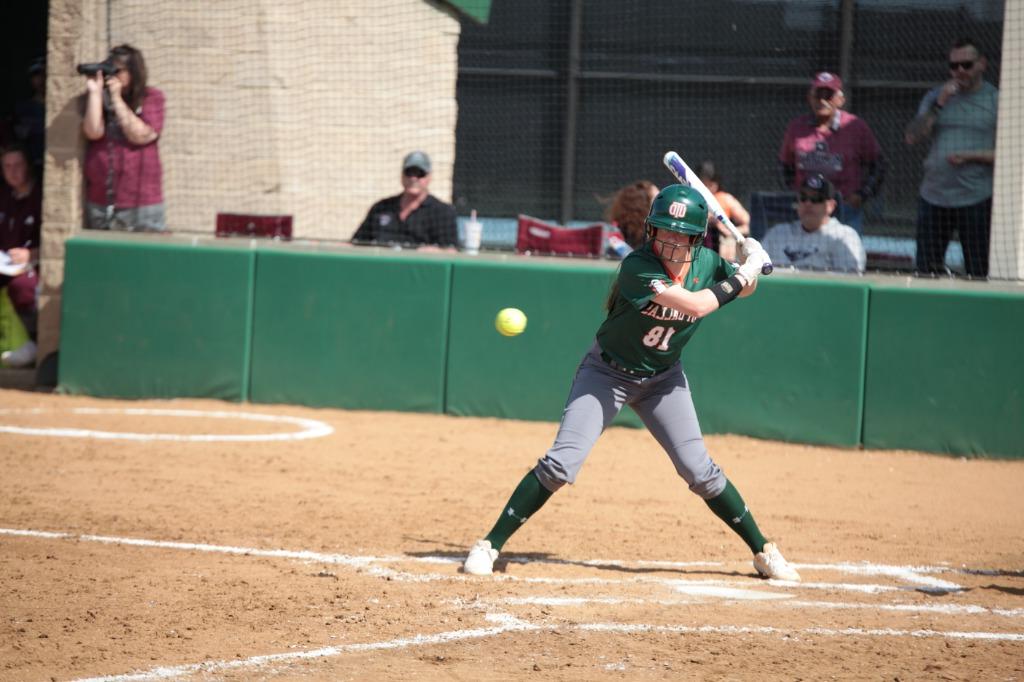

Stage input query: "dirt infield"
[{"left": 1, "top": 388, "right": 1022, "bottom": 681}]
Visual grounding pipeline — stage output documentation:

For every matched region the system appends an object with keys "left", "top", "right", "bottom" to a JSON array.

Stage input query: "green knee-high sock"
[
  {"left": 704, "top": 479, "right": 767, "bottom": 554},
  {"left": 484, "top": 470, "right": 554, "bottom": 551}
]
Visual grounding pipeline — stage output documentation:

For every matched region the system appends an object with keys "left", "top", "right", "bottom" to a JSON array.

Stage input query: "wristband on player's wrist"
[{"left": 710, "top": 275, "right": 745, "bottom": 307}]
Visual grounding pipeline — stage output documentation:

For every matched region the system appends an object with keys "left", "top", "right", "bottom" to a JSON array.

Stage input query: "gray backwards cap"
[{"left": 402, "top": 151, "right": 432, "bottom": 173}]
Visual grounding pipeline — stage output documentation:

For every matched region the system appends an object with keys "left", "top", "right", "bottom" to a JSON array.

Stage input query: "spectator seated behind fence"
[
  {"left": 904, "top": 37, "right": 998, "bottom": 279},
  {"left": 761, "top": 174, "right": 865, "bottom": 274},
  {"left": 604, "top": 180, "right": 658, "bottom": 252},
  {"left": 352, "top": 151, "right": 457, "bottom": 251},
  {"left": 778, "top": 72, "right": 884, "bottom": 234},
  {"left": 81, "top": 44, "right": 166, "bottom": 232},
  {"left": 0, "top": 145, "right": 41, "bottom": 368},
  {"left": 697, "top": 160, "right": 749, "bottom": 262}
]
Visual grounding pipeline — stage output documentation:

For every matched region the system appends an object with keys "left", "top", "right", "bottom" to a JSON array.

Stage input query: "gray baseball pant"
[{"left": 533, "top": 341, "right": 727, "bottom": 499}]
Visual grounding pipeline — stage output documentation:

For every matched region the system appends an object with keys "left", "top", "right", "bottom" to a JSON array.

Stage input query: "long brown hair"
[
  {"left": 605, "top": 180, "right": 656, "bottom": 249},
  {"left": 109, "top": 44, "right": 149, "bottom": 111}
]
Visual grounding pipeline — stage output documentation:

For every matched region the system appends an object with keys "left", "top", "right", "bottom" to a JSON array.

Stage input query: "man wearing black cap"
[
  {"left": 778, "top": 72, "right": 884, "bottom": 233},
  {"left": 352, "top": 151, "right": 458, "bottom": 250},
  {"left": 761, "top": 174, "right": 866, "bottom": 274}
]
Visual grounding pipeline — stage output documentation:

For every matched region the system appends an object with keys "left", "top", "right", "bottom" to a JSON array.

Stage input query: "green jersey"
[{"left": 596, "top": 243, "right": 736, "bottom": 374}]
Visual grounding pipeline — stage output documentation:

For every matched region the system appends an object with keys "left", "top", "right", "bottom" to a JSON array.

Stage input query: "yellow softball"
[{"left": 495, "top": 307, "right": 527, "bottom": 337}]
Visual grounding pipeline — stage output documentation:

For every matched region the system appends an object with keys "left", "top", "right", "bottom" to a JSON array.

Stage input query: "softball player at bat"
[{"left": 464, "top": 184, "right": 800, "bottom": 581}]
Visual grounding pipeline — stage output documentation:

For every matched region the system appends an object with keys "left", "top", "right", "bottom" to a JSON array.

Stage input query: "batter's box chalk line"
[
  {"left": 69, "top": 608, "right": 1024, "bottom": 682},
  {"left": 3, "top": 528, "right": 1018, "bottom": 681},
  {"left": 5, "top": 526, "right": 1022, "bottom": 619}
]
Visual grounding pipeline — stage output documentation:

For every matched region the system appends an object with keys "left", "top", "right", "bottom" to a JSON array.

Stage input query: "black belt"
[{"left": 600, "top": 352, "right": 665, "bottom": 378}]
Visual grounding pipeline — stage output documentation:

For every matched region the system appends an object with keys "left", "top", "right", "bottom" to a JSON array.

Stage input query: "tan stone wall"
[
  {"left": 38, "top": 0, "right": 106, "bottom": 362},
  {"left": 137, "top": 0, "right": 460, "bottom": 238},
  {"left": 40, "top": 0, "right": 461, "bottom": 361}
]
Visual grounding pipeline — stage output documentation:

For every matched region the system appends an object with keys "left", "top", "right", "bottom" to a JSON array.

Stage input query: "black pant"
[{"left": 915, "top": 197, "right": 992, "bottom": 278}]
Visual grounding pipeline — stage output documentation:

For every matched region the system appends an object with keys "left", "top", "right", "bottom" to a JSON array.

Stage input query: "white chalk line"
[
  {"left": 479, "top": 595, "right": 1024, "bottom": 618},
  {"left": 71, "top": 612, "right": 542, "bottom": 682},
  {"left": 0, "top": 528, "right": 1007, "bottom": 593},
  {"left": 0, "top": 528, "right": 383, "bottom": 568},
  {"left": 71, "top": 611, "right": 1024, "bottom": 682},
  {"left": 5, "top": 527, "right": 1022, "bottom": 619},
  {"left": 0, "top": 407, "right": 333, "bottom": 442},
  {"left": 414, "top": 553, "right": 992, "bottom": 591},
  {"left": 0, "top": 528, "right": 917, "bottom": 596},
  {"left": 573, "top": 621, "right": 1024, "bottom": 641},
  {"left": 6, "top": 527, "right": 1019, "bottom": 681}
]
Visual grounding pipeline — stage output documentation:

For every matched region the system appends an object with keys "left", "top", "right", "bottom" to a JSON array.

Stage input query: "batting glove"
[
  {"left": 739, "top": 237, "right": 763, "bottom": 261},
  {"left": 737, "top": 247, "right": 768, "bottom": 286}
]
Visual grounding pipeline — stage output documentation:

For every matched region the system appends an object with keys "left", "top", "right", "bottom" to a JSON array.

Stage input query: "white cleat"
[
  {"left": 753, "top": 542, "right": 801, "bottom": 582},
  {"left": 463, "top": 539, "right": 499, "bottom": 575}
]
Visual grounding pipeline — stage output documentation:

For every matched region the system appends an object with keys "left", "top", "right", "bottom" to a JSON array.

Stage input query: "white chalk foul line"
[
  {"left": 5, "top": 528, "right": 1021, "bottom": 616},
  {"left": 0, "top": 528, "right": 385, "bottom": 568},
  {"left": 71, "top": 613, "right": 542, "bottom": 682},
  {"left": 0, "top": 407, "right": 333, "bottom": 442}
]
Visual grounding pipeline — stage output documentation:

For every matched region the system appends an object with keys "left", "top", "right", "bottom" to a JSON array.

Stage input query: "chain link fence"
[
  {"left": 96, "top": 0, "right": 1014, "bottom": 279},
  {"left": 453, "top": 0, "right": 1010, "bottom": 278}
]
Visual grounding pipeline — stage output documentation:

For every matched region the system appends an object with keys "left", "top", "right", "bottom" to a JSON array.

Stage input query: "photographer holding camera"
[{"left": 80, "top": 44, "right": 165, "bottom": 231}]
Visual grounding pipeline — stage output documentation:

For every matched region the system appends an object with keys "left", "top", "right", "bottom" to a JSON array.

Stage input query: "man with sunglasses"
[
  {"left": 761, "top": 174, "right": 865, "bottom": 274},
  {"left": 352, "top": 151, "right": 457, "bottom": 250},
  {"left": 778, "top": 72, "right": 884, "bottom": 233},
  {"left": 905, "top": 38, "right": 998, "bottom": 278}
]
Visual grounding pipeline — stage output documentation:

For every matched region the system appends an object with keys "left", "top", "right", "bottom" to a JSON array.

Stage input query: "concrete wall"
[
  {"left": 39, "top": 0, "right": 105, "bottom": 363},
  {"left": 40, "top": 0, "right": 462, "bottom": 363}
]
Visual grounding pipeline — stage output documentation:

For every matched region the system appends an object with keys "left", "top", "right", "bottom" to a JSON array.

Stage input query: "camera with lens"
[{"left": 77, "top": 58, "right": 118, "bottom": 77}]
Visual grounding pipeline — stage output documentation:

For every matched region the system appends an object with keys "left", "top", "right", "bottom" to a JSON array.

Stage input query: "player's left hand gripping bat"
[{"left": 663, "top": 151, "right": 773, "bottom": 275}]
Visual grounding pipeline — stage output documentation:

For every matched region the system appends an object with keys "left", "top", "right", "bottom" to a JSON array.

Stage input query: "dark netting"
[
  {"left": 454, "top": 0, "right": 1013, "bottom": 278},
  {"left": 100, "top": 0, "right": 1014, "bottom": 278}
]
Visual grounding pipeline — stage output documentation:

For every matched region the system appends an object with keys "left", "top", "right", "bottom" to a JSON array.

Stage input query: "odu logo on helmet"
[{"left": 647, "top": 184, "right": 708, "bottom": 236}]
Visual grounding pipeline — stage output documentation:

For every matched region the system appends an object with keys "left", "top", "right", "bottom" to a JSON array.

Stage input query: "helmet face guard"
[
  {"left": 647, "top": 228, "right": 704, "bottom": 263},
  {"left": 644, "top": 184, "right": 709, "bottom": 263}
]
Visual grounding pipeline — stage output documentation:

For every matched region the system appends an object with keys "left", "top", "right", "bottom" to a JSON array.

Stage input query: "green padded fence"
[
  {"left": 444, "top": 258, "right": 639, "bottom": 425},
  {"left": 56, "top": 239, "right": 1021, "bottom": 458},
  {"left": 445, "top": 262, "right": 869, "bottom": 447},
  {"left": 863, "top": 287, "right": 1024, "bottom": 458},
  {"left": 683, "top": 278, "right": 869, "bottom": 448},
  {"left": 248, "top": 249, "right": 452, "bottom": 413},
  {"left": 59, "top": 238, "right": 255, "bottom": 400}
]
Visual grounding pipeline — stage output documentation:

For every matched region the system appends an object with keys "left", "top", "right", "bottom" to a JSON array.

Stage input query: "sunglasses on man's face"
[
  {"left": 813, "top": 87, "right": 838, "bottom": 100},
  {"left": 948, "top": 60, "right": 975, "bottom": 71},
  {"left": 798, "top": 193, "right": 826, "bottom": 204},
  {"left": 403, "top": 167, "right": 428, "bottom": 179}
]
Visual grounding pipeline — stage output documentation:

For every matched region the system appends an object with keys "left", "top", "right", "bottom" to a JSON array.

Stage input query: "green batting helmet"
[{"left": 646, "top": 184, "right": 709, "bottom": 236}]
